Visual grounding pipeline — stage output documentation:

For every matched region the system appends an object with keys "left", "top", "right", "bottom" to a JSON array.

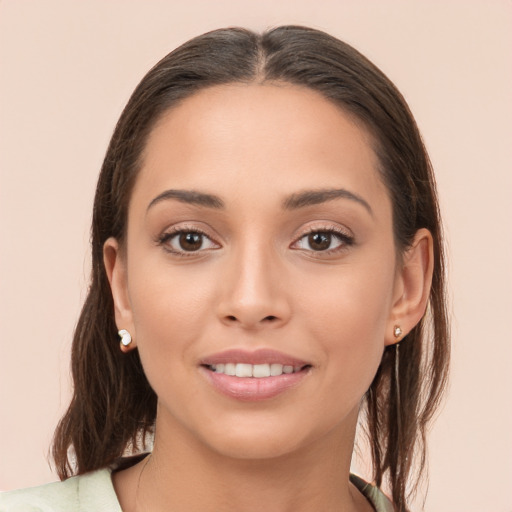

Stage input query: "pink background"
[{"left": 1, "top": 1, "right": 511, "bottom": 510}]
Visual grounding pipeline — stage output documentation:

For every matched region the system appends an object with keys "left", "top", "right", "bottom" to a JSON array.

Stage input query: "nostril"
[{"left": 222, "top": 314, "right": 280, "bottom": 326}]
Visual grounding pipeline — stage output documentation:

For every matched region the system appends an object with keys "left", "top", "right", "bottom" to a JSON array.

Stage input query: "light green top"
[
  {"left": 0, "top": 469, "right": 121, "bottom": 512},
  {"left": 0, "top": 469, "right": 394, "bottom": 512}
]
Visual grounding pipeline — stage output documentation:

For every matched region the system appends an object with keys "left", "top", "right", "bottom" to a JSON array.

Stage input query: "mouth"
[
  {"left": 204, "top": 362, "right": 309, "bottom": 378},
  {"left": 200, "top": 349, "right": 312, "bottom": 401}
]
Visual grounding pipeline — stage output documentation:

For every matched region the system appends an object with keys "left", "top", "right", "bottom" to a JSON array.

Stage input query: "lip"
[
  {"left": 201, "top": 348, "right": 309, "bottom": 367},
  {"left": 200, "top": 349, "right": 311, "bottom": 402}
]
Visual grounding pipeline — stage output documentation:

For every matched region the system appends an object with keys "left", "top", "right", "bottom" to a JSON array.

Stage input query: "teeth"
[
  {"left": 235, "top": 363, "right": 253, "bottom": 377},
  {"left": 270, "top": 363, "right": 283, "bottom": 376},
  {"left": 224, "top": 363, "right": 236, "bottom": 376},
  {"left": 211, "top": 362, "right": 303, "bottom": 378},
  {"left": 253, "top": 364, "right": 271, "bottom": 378}
]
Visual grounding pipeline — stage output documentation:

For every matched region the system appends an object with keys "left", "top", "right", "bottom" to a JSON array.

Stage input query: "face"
[{"left": 106, "top": 83, "right": 408, "bottom": 461}]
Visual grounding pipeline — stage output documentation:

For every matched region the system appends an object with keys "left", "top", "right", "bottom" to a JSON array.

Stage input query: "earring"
[
  {"left": 393, "top": 325, "right": 406, "bottom": 454},
  {"left": 118, "top": 329, "right": 132, "bottom": 349},
  {"left": 395, "top": 340, "right": 402, "bottom": 449}
]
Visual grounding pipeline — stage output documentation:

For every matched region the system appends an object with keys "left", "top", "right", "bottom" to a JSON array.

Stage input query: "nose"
[{"left": 216, "top": 243, "right": 292, "bottom": 330}]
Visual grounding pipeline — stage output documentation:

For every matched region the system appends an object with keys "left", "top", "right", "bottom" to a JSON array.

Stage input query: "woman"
[{"left": 0, "top": 26, "right": 449, "bottom": 512}]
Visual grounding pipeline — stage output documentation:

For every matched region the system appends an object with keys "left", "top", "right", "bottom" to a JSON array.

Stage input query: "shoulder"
[
  {"left": 0, "top": 469, "right": 121, "bottom": 512},
  {"left": 350, "top": 473, "right": 395, "bottom": 512}
]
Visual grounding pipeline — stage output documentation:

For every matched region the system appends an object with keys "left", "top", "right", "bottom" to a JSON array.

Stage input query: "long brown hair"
[{"left": 52, "top": 26, "right": 449, "bottom": 511}]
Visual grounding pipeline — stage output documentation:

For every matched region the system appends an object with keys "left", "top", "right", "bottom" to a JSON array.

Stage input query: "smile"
[
  {"left": 200, "top": 349, "right": 312, "bottom": 401},
  {"left": 208, "top": 363, "right": 304, "bottom": 378}
]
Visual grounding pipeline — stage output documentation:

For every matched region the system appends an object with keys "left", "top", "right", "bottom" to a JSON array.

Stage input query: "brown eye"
[
  {"left": 291, "top": 228, "right": 352, "bottom": 254},
  {"left": 307, "top": 232, "right": 332, "bottom": 251},
  {"left": 160, "top": 229, "right": 219, "bottom": 254},
  {"left": 179, "top": 232, "right": 203, "bottom": 251}
]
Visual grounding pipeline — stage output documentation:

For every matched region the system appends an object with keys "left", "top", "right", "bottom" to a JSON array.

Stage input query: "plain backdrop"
[{"left": 1, "top": 1, "right": 511, "bottom": 510}]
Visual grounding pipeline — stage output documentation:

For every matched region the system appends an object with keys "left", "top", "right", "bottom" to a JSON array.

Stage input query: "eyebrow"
[
  {"left": 147, "top": 189, "right": 225, "bottom": 212},
  {"left": 283, "top": 188, "right": 373, "bottom": 216},
  {"left": 146, "top": 187, "right": 372, "bottom": 216}
]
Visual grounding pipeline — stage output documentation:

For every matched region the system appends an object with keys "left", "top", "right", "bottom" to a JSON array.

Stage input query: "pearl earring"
[
  {"left": 118, "top": 329, "right": 132, "bottom": 348},
  {"left": 393, "top": 325, "right": 403, "bottom": 340}
]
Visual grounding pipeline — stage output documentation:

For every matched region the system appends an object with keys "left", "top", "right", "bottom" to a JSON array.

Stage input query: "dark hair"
[{"left": 52, "top": 26, "right": 449, "bottom": 511}]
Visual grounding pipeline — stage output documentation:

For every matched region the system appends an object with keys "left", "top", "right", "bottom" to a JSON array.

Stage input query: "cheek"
[
  {"left": 300, "top": 257, "right": 395, "bottom": 334},
  {"left": 126, "top": 260, "right": 218, "bottom": 370},
  {"left": 298, "top": 257, "right": 396, "bottom": 387}
]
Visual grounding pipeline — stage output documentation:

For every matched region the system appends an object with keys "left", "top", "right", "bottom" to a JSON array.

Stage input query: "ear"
[
  {"left": 103, "top": 237, "right": 137, "bottom": 353},
  {"left": 385, "top": 228, "right": 434, "bottom": 346}
]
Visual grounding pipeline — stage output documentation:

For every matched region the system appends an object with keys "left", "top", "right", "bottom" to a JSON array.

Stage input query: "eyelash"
[
  {"left": 291, "top": 226, "right": 354, "bottom": 255},
  {"left": 157, "top": 226, "right": 219, "bottom": 257},
  {"left": 156, "top": 225, "right": 354, "bottom": 257}
]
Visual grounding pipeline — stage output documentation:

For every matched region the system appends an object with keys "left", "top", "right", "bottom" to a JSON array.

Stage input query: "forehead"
[{"left": 133, "top": 82, "right": 388, "bottom": 212}]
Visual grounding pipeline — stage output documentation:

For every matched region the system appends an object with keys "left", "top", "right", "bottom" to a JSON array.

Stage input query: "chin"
[
  {"left": 193, "top": 411, "right": 344, "bottom": 463},
  {"left": 205, "top": 432, "right": 307, "bottom": 462}
]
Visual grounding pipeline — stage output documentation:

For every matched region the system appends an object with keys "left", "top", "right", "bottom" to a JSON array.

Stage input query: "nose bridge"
[{"left": 217, "top": 234, "right": 290, "bottom": 328}]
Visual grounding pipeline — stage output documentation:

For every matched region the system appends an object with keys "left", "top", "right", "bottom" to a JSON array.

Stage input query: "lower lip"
[{"left": 201, "top": 367, "right": 310, "bottom": 401}]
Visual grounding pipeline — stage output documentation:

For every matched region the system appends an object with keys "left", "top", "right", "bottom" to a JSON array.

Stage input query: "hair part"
[{"left": 52, "top": 26, "right": 449, "bottom": 511}]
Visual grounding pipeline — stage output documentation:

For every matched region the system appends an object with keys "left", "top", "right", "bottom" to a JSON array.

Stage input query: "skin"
[{"left": 104, "top": 83, "right": 433, "bottom": 512}]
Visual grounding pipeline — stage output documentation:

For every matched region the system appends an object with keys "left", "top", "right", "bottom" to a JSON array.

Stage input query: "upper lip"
[{"left": 201, "top": 348, "right": 310, "bottom": 367}]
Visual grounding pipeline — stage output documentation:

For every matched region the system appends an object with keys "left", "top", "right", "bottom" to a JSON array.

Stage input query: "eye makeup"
[
  {"left": 154, "top": 219, "right": 355, "bottom": 260},
  {"left": 156, "top": 225, "right": 221, "bottom": 257},
  {"left": 290, "top": 224, "right": 354, "bottom": 256}
]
